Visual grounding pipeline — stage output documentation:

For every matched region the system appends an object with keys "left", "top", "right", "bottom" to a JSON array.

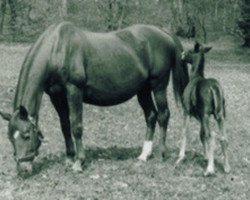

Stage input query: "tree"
[
  {"left": 60, "top": 0, "right": 67, "bottom": 19},
  {"left": 170, "top": 0, "right": 208, "bottom": 42},
  {"left": 0, "top": 0, "right": 17, "bottom": 38},
  {"left": 96, "top": 0, "right": 129, "bottom": 31},
  {"left": 239, "top": 0, "right": 250, "bottom": 47}
]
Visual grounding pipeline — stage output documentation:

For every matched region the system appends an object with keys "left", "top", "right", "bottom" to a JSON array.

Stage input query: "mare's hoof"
[
  {"left": 65, "top": 157, "right": 74, "bottom": 167},
  {"left": 204, "top": 170, "right": 215, "bottom": 177},
  {"left": 137, "top": 154, "right": 148, "bottom": 162},
  {"left": 72, "top": 160, "right": 83, "bottom": 172}
]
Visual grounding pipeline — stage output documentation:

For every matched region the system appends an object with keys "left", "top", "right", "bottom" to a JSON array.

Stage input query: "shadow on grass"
[
  {"left": 174, "top": 150, "right": 225, "bottom": 174},
  {"left": 85, "top": 145, "right": 141, "bottom": 161},
  {"left": 32, "top": 153, "right": 65, "bottom": 177},
  {"left": 31, "top": 146, "right": 141, "bottom": 176},
  {"left": 191, "top": 151, "right": 225, "bottom": 173},
  {"left": 83, "top": 146, "right": 141, "bottom": 169}
]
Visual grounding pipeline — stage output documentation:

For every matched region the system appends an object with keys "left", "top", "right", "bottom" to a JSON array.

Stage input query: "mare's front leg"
[
  {"left": 66, "top": 83, "right": 85, "bottom": 172},
  {"left": 49, "top": 92, "right": 75, "bottom": 164},
  {"left": 175, "top": 114, "right": 190, "bottom": 167}
]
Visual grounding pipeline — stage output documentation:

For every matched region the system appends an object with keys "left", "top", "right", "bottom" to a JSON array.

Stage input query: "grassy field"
[{"left": 0, "top": 38, "right": 249, "bottom": 200}]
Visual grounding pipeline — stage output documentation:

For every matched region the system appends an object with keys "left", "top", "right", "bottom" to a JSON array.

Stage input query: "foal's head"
[{"left": 181, "top": 42, "right": 212, "bottom": 78}]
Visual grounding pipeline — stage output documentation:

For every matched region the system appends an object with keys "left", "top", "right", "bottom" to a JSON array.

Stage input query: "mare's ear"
[
  {"left": 194, "top": 41, "right": 200, "bottom": 52},
  {"left": 19, "top": 105, "right": 28, "bottom": 120},
  {"left": 0, "top": 111, "right": 11, "bottom": 121},
  {"left": 38, "top": 131, "right": 44, "bottom": 141},
  {"left": 203, "top": 46, "right": 212, "bottom": 53}
]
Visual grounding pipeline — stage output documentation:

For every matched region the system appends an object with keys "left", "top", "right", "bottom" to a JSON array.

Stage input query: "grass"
[{"left": 0, "top": 38, "right": 249, "bottom": 200}]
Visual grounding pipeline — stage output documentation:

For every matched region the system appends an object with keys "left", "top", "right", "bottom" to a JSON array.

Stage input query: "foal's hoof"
[
  {"left": 160, "top": 149, "right": 168, "bottom": 161},
  {"left": 174, "top": 157, "right": 184, "bottom": 168},
  {"left": 224, "top": 165, "right": 231, "bottom": 174},
  {"left": 72, "top": 160, "right": 83, "bottom": 172}
]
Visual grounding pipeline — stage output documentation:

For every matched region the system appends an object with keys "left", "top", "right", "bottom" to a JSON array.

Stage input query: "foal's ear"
[
  {"left": 194, "top": 41, "right": 200, "bottom": 52},
  {"left": 19, "top": 105, "right": 28, "bottom": 120},
  {"left": 181, "top": 51, "right": 186, "bottom": 60},
  {"left": 203, "top": 46, "right": 212, "bottom": 53},
  {"left": 0, "top": 111, "right": 11, "bottom": 121}
]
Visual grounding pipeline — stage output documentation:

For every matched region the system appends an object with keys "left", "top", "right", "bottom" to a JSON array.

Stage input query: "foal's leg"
[
  {"left": 153, "top": 86, "right": 170, "bottom": 160},
  {"left": 201, "top": 114, "right": 216, "bottom": 176},
  {"left": 66, "top": 83, "right": 85, "bottom": 172},
  {"left": 137, "top": 86, "right": 157, "bottom": 161},
  {"left": 217, "top": 116, "right": 231, "bottom": 173},
  {"left": 49, "top": 92, "right": 75, "bottom": 162},
  {"left": 175, "top": 114, "right": 190, "bottom": 166},
  {"left": 200, "top": 125, "right": 208, "bottom": 159}
]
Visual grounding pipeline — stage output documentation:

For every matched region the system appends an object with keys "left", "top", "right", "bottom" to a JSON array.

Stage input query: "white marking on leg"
[
  {"left": 219, "top": 135, "right": 231, "bottom": 173},
  {"left": 138, "top": 141, "right": 153, "bottom": 161},
  {"left": 14, "top": 131, "right": 20, "bottom": 139},
  {"left": 72, "top": 160, "right": 83, "bottom": 172},
  {"left": 175, "top": 115, "right": 189, "bottom": 166},
  {"left": 205, "top": 131, "right": 216, "bottom": 176}
]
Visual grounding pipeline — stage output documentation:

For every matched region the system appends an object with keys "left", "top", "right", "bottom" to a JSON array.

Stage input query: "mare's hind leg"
[
  {"left": 217, "top": 116, "right": 231, "bottom": 173},
  {"left": 66, "top": 83, "right": 85, "bottom": 172},
  {"left": 137, "top": 86, "right": 157, "bottom": 161},
  {"left": 201, "top": 114, "right": 216, "bottom": 176},
  {"left": 153, "top": 86, "right": 170, "bottom": 160},
  {"left": 49, "top": 91, "right": 75, "bottom": 162}
]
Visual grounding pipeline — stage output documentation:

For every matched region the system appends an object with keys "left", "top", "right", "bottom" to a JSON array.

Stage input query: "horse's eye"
[{"left": 21, "top": 132, "right": 30, "bottom": 140}]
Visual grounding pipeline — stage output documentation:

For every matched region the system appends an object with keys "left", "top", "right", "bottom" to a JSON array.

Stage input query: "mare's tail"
[{"left": 171, "top": 35, "right": 189, "bottom": 108}]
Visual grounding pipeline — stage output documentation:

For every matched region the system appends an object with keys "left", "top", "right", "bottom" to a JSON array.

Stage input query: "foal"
[{"left": 175, "top": 42, "right": 231, "bottom": 176}]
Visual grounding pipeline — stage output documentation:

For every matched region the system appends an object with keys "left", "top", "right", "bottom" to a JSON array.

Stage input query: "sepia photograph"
[{"left": 0, "top": 0, "right": 249, "bottom": 199}]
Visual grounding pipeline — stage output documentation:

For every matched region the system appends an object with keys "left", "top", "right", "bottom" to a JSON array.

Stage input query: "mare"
[
  {"left": 175, "top": 42, "right": 231, "bottom": 176},
  {"left": 0, "top": 22, "right": 189, "bottom": 175}
]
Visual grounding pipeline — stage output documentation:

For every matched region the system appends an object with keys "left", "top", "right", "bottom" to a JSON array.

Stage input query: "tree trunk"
[
  {"left": 8, "top": 0, "right": 17, "bottom": 38},
  {"left": 60, "top": 0, "right": 67, "bottom": 19},
  {"left": 239, "top": 0, "right": 250, "bottom": 47},
  {"left": 0, "top": 0, "right": 7, "bottom": 34}
]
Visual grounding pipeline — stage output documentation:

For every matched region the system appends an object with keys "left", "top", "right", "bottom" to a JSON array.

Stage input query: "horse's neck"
[
  {"left": 14, "top": 64, "right": 46, "bottom": 118},
  {"left": 191, "top": 57, "right": 205, "bottom": 79}
]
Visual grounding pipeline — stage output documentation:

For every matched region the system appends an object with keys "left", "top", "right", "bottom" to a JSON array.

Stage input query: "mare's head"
[
  {"left": 181, "top": 42, "right": 212, "bottom": 78},
  {"left": 0, "top": 106, "right": 43, "bottom": 176}
]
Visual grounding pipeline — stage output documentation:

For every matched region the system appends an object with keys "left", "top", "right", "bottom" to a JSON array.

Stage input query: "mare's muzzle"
[
  {"left": 17, "top": 161, "right": 33, "bottom": 176},
  {"left": 15, "top": 152, "right": 37, "bottom": 163},
  {"left": 15, "top": 150, "right": 39, "bottom": 176}
]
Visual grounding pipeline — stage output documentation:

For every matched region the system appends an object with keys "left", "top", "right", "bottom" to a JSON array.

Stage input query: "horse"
[
  {"left": 174, "top": 42, "right": 231, "bottom": 176},
  {"left": 0, "top": 21, "right": 189, "bottom": 175}
]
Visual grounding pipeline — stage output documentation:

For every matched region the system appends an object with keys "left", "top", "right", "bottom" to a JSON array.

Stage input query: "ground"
[{"left": 0, "top": 37, "right": 249, "bottom": 200}]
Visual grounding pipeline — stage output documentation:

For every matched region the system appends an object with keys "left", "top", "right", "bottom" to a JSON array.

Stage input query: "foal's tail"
[
  {"left": 171, "top": 35, "right": 189, "bottom": 108},
  {"left": 211, "top": 83, "right": 226, "bottom": 119}
]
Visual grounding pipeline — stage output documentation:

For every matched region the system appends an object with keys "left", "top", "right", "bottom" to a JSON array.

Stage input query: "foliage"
[
  {"left": 0, "top": 0, "right": 244, "bottom": 43},
  {"left": 170, "top": 0, "right": 242, "bottom": 42},
  {"left": 238, "top": 0, "right": 250, "bottom": 46}
]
